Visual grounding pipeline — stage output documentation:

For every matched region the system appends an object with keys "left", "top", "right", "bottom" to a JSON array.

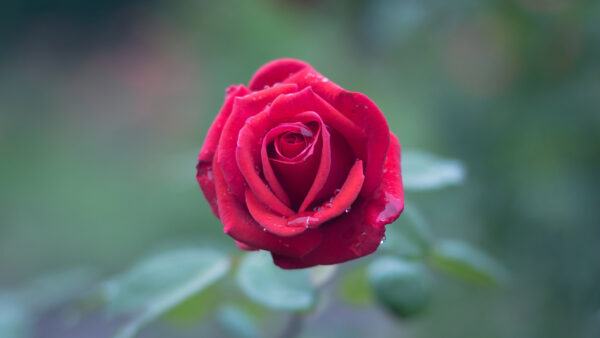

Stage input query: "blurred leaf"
[
  {"left": 0, "top": 293, "right": 29, "bottom": 338},
  {"left": 382, "top": 202, "right": 433, "bottom": 258},
  {"left": 165, "top": 284, "right": 221, "bottom": 324},
  {"left": 402, "top": 150, "right": 466, "bottom": 190},
  {"left": 430, "top": 240, "right": 509, "bottom": 287},
  {"left": 100, "top": 248, "right": 230, "bottom": 338},
  {"left": 236, "top": 251, "right": 315, "bottom": 311},
  {"left": 309, "top": 265, "right": 338, "bottom": 288},
  {"left": 367, "top": 256, "right": 431, "bottom": 318},
  {"left": 339, "top": 266, "right": 373, "bottom": 306},
  {"left": 217, "top": 303, "right": 260, "bottom": 338},
  {"left": 17, "top": 267, "right": 98, "bottom": 312}
]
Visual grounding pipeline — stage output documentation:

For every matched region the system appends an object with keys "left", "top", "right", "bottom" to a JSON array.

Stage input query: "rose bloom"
[{"left": 196, "top": 59, "right": 404, "bottom": 269}]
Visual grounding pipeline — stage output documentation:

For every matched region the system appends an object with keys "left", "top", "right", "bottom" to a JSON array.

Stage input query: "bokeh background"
[{"left": 1, "top": 0, "right": 599, "bottom": 337}]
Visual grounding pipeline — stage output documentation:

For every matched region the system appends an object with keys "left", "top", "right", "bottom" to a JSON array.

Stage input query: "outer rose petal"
[
  {"left": 365, "top": 132, "right": 405, "bottom": 227},
  {"left": 272, "top": 199, "right": 385, "bottom": 269},
  {"left": 235, "top": 240, "right": 258, "bottom": 251},
  {"left": 271, "top": 134, "right": 403, "bottom": 269},
  {"left": 196, "top": 84, "right": 250, "bottom": 217},
  {"left": 213, "top": 151, "right": 323, "bottom": 257},
  {"left": 248, "top": 59, "right": 310, "bottom": 91},
  {"left": 335, "top": 92, "right": 390, "bottom": 198}
]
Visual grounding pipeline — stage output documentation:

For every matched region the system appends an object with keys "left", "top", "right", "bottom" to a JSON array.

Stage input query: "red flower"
[{"left": 196, "top": 59, "right": 404, "bottom": 269}]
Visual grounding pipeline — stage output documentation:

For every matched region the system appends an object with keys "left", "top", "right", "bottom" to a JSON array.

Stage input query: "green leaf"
[
  {"left": 0, "top": 293, "right": 29, "bottom": 338},
  {"left": 236, "top": 251, "right": 315, "bottom": 311},
  {"left": 402, "top": 150, "right": 465, "bottom": 190},
  {"left": 338, "top": 266, "right": 373, "bottom": 306},
  {"left": 100, "top": 248, "right": 230, "bottom": 338},
  {"left": 430, "top": 240, "right": 509, "bottom": 287},
  {"left": 164, "top": 284, "right": 221, "bottom": 324},
  {"left": 217, "top": 303, "right": 260, "bottom": 338},
  {"left": 367, "top": 257, "right": 431, "bottom": 318}
]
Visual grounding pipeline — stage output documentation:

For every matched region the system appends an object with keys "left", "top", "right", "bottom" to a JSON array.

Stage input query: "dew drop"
[
  {"left": 333, "top": 189, "right": 341, "bottom": 195},
  {"left": 262, "top": 228, "right": 267, "bottom": 232},
  {"left": 344, "top": 207, "right": 352, "bottom": 214},
  {"left": 287, "top": 216, "right": 312, "bottom": 228},
  {"left": 363, "top": 105, "right": 368, "bottom": 109},
  {"left": 380, "top": 235, "right": 387, "bottom": 245}
]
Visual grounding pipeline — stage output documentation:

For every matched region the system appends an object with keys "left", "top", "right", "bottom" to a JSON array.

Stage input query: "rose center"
[{"left": 276, "top": 131, "right": 310, "bottom": 158}]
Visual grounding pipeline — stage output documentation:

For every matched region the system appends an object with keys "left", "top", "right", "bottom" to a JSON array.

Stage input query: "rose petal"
[
  {"left": 245, "top": 160, "right": 363, "bottom": 238},
  {"left": 245, "top": 189, "right": 307, "bottom": 237},
  {"left": 197, "top": 84, "right": 250, "bottom": 217},
  {"left": 284, "top": 65, "right": 391, "bottom": 199},
  {"left": 249, "top": 59, "right": 310, "bottom": 91},
  {"left": 217, "top": 84, "right": 298, "bottom": 202},
  {"left": 213, "top": 151, "right": 322, "bottom": 257},
  {"left": 237, "top": 113, "right": 296, "bottom": 217},
  {"left": 267, "top": 87, "right": 367, "bottom": 171},
  {"left": 271, "top": 134, "right": 404, "bottom": 269},
  {"left": 235, "top": 240, "right": 258, "bottom": 251},
  {"left": 335, "top": 92, "right": 390, "bottom": 198},
  {"left": 299, "top": 159, "right": 364, "bottom": 228},
  {"left": 303, "top": 126, "right": 356, "bottom": 209},
  {"left": 283, "top": 66, "right": 345, "bottom": 106},
  {"left": 272, "top": 199, "right": 385, "bottom": 269},
  {"left": 261, "top": 122, "right": 316, "bottom": 207},
  {"left": 365, "top": 132, "right": 405, "bottom": 227},
  {"left": 269, "top": 132, "right": 322, "bottom": 209}
]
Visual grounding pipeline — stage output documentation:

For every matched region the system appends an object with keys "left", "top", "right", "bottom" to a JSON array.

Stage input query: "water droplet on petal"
[
  {"left": 380, "top": 235, "right": 387, "bottom": 245},
  {"left": 262, "top": 227, "right": 267, "bottom": 232},
  {"left": 363, "top": 105, "right": 368, "bottom": 109},
  {"left": 344, "top": 207, "right": 352, "bottom": 214},
  {"left": 287, "top": 216, "right": 312, "bottom": 228},
  {"left": 333, "top": 189, "right": 341, "bottom": 195}
]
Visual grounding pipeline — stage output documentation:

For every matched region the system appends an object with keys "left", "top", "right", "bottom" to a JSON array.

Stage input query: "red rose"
[{"left": 196, "top": 59, "right": 404, "bottom": 269}]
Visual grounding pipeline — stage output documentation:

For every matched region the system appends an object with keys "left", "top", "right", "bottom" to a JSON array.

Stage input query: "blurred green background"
[{"left": 1, "top": 0, "right": 599, "bottom": 337}]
